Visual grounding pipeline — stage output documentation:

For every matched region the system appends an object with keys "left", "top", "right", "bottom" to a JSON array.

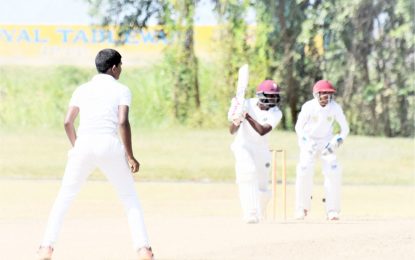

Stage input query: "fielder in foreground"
[
  {"left": 228, "top": 78, "right": 282, "bottom": 224},
  {"left": 294, "top": 80, "right": 349, "bottom": 221},
  {"left": 37, "top": 49, "right": 154, "bottom": 260}
]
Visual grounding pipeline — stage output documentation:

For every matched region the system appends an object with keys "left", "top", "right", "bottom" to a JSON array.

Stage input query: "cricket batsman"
[
  {"left": 228, "top": 79, "right": 282, "bottom": 224},
  {"left": 294, "top": 80, "right": 349, "bottom": 221}
]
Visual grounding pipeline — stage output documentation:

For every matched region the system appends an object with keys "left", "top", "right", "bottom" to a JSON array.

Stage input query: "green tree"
[
  {"left": 162, "top": 0, "right": 201, "bottom": 124},
  {"left": 85, "top": 0, "right": 414, "bottom": 135},
  {"left": 372, "top": 0, "right": 414, "bottom": 137},
  {"left": 255, "top": 0, "right": 321, "bottom": 129},
  {"left": 87, "top": 0, "right": 201, "bottom": 124},
  {"left": 212, "top": 0, "right": 252, "bottom": 109},
  {"left": 322, "top": 0, "right": 414, "bottom": 136}
]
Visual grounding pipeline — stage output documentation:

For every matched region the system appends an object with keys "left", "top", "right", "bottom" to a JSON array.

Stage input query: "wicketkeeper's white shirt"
[
  {"left": 295, "top": 99, "right": 349, "bottom": 140},
  {"left": 69, "top": 74, "right": 131, "bottom": 136},
  {"left": 232, "top": 98, "right": 282, "bottom": 149}
]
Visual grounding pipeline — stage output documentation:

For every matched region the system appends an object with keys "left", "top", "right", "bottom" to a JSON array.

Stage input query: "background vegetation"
[
  {"left": 1, "top": 0, "right": 413, "bottom": 136},
  {"left": 85, "top": 0, "right": 414, "bottom": 137},
  {"left": 0, "top": 64, "right": 226, "bottom": 128},
  {"left": 0, "top": 1, "right": 413, "bottom": 182}
]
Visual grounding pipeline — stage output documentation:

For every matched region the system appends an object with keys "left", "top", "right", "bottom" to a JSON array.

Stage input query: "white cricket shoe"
[
  {"left": 327, "top": 211, "right": 340, "bottom": 221},
  {"left": 244, "top": 215, "right": 259, "bottom": 224},
  {"left": 295, "top": 209, "right": 308, "bottom": 220}
]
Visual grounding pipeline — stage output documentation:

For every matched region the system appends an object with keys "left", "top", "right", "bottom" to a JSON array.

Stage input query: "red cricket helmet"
[
  {"left": 257, "top": 80, "right": 280, "bottom": 94},
  {"left": 313, "top": 80, "right": 336, "bottom": 93},
  {"left": 256, "top": 80, "right": 281, "bottom": 108}
]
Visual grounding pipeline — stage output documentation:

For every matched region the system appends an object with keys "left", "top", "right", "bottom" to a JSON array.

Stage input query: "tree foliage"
[
  {"left": 160, "top": 0, "right": 201, "bottom": 124},
  {"left": 318, "top": 0, "right": 414, "bottom": 136},
  {"left": 211, "top": 0, "right": 252, "bottom": 111},
  {"left": 249, "top": 0, "right": 413, "bottom": 136},
  {"left": 85, "top": 0, "right": 414, "bottom": 136},
  {"left": 255, "top": 0, "right": 321, "bottom": 129},
  {"left": 87, "top": 0, "right": 201, "bottom": 125}
]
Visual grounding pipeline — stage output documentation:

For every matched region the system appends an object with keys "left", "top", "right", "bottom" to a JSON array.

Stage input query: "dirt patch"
[{"left": 0, "top": 180, "right": 414, "bottom": 259}]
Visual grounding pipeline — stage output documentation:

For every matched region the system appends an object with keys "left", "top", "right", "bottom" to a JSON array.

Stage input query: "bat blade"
[{"left": 236, "top": 64, "right": 249, "bottom": 102}]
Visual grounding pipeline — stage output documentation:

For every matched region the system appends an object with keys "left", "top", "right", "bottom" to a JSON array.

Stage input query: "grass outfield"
[{"left": 0, "top": 128, "right": 414, "bottom": 185}]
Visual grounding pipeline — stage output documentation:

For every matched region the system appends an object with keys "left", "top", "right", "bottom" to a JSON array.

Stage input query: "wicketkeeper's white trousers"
[
  {"left": 295, "top": 139, "right": 342, "bottom": 215},
  {"left": 40, "top": 134, "right": 149, "bottom": 250}
]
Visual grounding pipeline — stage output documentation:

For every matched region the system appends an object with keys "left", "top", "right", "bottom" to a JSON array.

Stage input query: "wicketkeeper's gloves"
[{"left": 322, "top": 135, "right": 343, "bottom": 156}]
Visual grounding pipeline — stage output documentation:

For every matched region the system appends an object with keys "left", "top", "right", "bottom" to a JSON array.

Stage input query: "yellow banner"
[{"left": 0, "top": 25, "right": 218, "bottom": 65}]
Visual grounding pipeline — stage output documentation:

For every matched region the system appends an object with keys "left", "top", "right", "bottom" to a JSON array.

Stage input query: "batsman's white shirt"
[
  {"left": 295, "top": 99, "right": 349, "bottom": 140},
  {"left": 231, "top": 98, "right": 282, "bottom": 221},
  {"left": 70, "top": 74, "right": 131, "bottom": 136},
  {"left": 232, "top": 98, "right": 282, "bottom": 149}
]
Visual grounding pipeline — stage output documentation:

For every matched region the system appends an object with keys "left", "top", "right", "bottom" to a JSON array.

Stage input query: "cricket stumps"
[{"left": 270, "top": 149, "right": 287, "bottom": 221}]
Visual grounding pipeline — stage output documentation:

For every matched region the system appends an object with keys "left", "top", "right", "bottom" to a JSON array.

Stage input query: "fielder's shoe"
[
  {"left": 37, "top": 246, "right": 53, "bottom": 260},
  {"left": 295, "top": 209, "right": 308, "bottom": 220},
  {"left": 327, "top": 211, "right": 339, "bottom": 221},
  {"left": 138, "top": 247, "right": 154, "bottom": 260}
]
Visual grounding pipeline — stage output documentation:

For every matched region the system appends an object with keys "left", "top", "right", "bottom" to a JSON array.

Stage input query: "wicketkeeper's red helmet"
[{"left": 313, "top": 80, "right": 336, "bottom": 93}]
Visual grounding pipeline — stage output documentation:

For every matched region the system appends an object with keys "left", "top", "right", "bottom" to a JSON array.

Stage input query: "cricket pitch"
[{"left": 0, "top": 180, "right": 414, "bottom": 260}]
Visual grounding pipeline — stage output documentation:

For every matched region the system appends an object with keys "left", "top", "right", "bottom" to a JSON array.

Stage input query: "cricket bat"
[
  {"left": 228, "top": 64, "right": 249, "bottom": 121},
  {"left": 236, "top": 64, "right": 249, "bottom": 105}
]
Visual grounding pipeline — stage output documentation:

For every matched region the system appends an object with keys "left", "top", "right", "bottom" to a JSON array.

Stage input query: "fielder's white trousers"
[
  {"left": 231, "top": 143, "right": 272, "bottom": 220},
  {"left": 40, "top": 134, "right": 149, "bottom": 250},
  {"left": 295, "top": 139, "right": 342, "bottom": 215}
]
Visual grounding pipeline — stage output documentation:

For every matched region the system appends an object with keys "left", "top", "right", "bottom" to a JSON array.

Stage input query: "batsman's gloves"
[
  {"left": 322, "top": 135, "right": 343, "bottom": 156},
  {"left": 232, "top": 116, "right": 244, "bottom": 126},
  {"left": 227, "top": 97, "right": 245, "bottom": 122}
]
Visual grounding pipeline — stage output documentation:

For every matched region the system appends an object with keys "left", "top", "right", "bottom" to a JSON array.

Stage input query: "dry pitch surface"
[{"left": 1, "top": 180, "right": 414, "bottom": 260}]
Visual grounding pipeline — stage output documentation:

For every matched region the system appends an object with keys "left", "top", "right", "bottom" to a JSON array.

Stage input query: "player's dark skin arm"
[
  {"left": 64, "top": 106, "right": 79, "bottom": 146},
  {"left": 245, "top": 113, "right": 272, "bottom": 136},
  {"left": 229, "top": 121, "right": 241, "bottom": 135},
  {"left": 119, "top": 105, "right": 140, "bottom": 173}
]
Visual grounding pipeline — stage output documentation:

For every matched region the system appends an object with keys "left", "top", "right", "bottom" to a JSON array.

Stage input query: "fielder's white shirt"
[
  {"left": 69, "top": 74, "right": 131, "bottom": 136},
  {"left": 295, "top": 99, "right": 349, "bottom": 140},
  {"left": 232, "top": 98, "right": 282, "bottom": 149}
]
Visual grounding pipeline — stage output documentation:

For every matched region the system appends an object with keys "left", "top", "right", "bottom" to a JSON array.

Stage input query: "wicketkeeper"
[
  {"left": 294, "top": 80, "right": 349, "bottom": 221},
  {"left": 37, "top": 49, "right": 154, "bottom": 260},
  {"left": 228, "top": 80, "right": 282, "bottom": 224}
]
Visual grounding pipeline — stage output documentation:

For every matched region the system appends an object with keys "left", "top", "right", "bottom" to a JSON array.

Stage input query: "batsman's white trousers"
[
  {"left": 231, "top": 143, "right": 271, "bottom": 219},
  {"left": 40, "top": 134, "right": 149, "bottom": 250},
  {"left": 295, "top": 139, "right": 342, "bottom": 215}
]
